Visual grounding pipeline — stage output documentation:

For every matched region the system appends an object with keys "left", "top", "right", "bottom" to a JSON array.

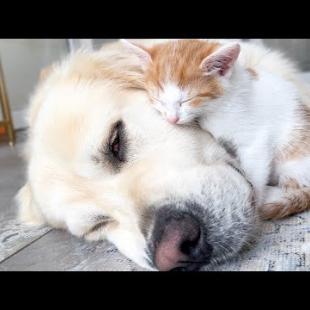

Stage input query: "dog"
[{"left": 16, "top": 41, "right": 258, "bottom": 271}]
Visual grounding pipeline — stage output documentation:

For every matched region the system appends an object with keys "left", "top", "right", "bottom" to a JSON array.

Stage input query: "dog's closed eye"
[
  {"left": 93, "top": 120, "right": 128, "bottom": 172},
  {"left": 106, "top": 120, "right": 127, "bottom": 167},
  {"left": 85, "top": 215, "right": 113, "bottom": 237}
]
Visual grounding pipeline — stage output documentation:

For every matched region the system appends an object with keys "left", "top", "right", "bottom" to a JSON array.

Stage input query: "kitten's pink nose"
[{"left": 167, "top": 115, "right": 179, "bottom": 124}]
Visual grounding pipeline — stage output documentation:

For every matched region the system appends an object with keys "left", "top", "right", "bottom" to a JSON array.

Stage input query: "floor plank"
[
  {"left": 0, "top": 217, "right": 51, "bottom": 263},
  {"left": 0, "top": 131, "right": 52, "bottom": 262},
  {"left": 0, "top": 229, "right": 144, "bottom": 271},
  {"left": 0, "top": 133, "right": 26, "bottom": 221}
]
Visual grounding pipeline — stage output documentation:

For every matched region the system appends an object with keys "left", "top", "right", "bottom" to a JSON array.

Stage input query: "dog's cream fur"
[{"left": 16, "top": 41, "right": 256, "bottom": 270}]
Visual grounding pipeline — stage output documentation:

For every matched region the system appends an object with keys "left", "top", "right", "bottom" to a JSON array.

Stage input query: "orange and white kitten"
[
  {"left": 121, "top": 39, "right": 242, "bottom": 124},
  {"left": 121, "top": 39, "right": 310, "bottom": 219}
]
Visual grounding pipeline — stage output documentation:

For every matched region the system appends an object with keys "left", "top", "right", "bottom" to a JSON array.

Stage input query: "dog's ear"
[
  {"left": 38, "top": 64, "right": 55, "bottom": 82},
  {"left": 120, "top": 39, "right": 152, "bottom": 69}
]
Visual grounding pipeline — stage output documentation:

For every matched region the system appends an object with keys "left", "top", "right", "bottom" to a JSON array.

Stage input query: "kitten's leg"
[{"left": 260, "top": 156, "right": 310, "bottom": 219}]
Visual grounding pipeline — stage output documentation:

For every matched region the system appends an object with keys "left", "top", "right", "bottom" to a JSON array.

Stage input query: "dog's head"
[{"left": 18, "top": 44, "right": 258, "bottom": 271}]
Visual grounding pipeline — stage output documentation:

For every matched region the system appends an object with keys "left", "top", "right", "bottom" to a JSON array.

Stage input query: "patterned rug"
[{"left": 64, "top": 211, "right": 310, "bottom": 271}]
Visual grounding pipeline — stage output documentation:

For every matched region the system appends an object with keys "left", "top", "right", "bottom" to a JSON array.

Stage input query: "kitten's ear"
[
  {"left": 200, "top": 43, "right": 240, "bottom": 78},
  {"left": 120, "top": 39, "right": 152, "bottom": 68}
]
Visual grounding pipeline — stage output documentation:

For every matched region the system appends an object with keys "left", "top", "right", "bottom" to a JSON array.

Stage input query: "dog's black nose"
[{"left": 152, "top": 208, "right": 212, "bottom": 271}]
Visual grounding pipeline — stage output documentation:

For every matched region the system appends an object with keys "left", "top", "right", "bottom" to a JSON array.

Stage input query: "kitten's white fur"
[
  {"left": 156, "top": 40, "right": 310, "bottom": 207},
  {"left": 200, "top": 64, "right": 302, "bottom": 205}
]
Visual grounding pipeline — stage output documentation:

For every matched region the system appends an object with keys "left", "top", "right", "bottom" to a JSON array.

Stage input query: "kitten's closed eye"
[
  {"left": 151, "top": 95, "right": 199, "bottom": 106},
  {"left": 179, "top": 96, "right": 197, "bottom": 105}
]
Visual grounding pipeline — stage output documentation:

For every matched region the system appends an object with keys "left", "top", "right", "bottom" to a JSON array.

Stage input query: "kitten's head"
[{"left": 121, "top": 39, "right": 240, "bottom": 125}]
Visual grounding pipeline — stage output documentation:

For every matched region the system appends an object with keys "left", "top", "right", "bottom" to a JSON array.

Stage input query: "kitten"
[
  {"left": 121, "top": 39, "right": 244, "bottom": 124},
  {"left": 121, "top": 38, "right": 310, "bottom": 220}
]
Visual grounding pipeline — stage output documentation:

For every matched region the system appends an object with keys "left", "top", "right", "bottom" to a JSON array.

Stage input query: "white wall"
[
  {"left": 263, "top": 39, "right": 310, "bottom": 71},
  {"left": 92, "top": 39, "right": 117, "bottom": 49},
  {"left": 0, "top": 39, "right": 69, "bottom": 128}
]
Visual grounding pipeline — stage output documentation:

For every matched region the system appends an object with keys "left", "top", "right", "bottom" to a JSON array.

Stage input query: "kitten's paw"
[
  {"left": 261, "top": 183, "right": 310, "bottom": 219},
  {"left": 259, "top": 186, "right": 286, "bottom": 219}
]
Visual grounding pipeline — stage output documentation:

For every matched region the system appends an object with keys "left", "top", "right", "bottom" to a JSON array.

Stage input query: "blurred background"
[{"left": 1, "top": 39, "right": 310, "bottom": 134}]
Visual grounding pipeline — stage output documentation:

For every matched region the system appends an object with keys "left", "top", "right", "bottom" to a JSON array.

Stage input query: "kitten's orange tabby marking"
[
  {"left": 133, "top": 40, "right": 225, "bottom": 103},
  {"left": 121, "top": 39, "right": 242, "bottom": 125}
]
